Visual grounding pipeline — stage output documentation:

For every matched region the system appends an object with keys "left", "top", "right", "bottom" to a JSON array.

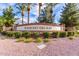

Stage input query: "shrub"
[
  {"left": 43, "top": 32, "right": 51, "bottom": 38},
  {"left": 1, "top": 31, "right": 7, "bottom": 35},
  {"left": 36, "top": 38, "right": 43, "bottom": 43},
  {"left": 68, "top": 36, "right": 75, "bottom": 40},
  {"left": 77, "top": 32, "right": 79, "bottom": 35},
  {"left": 52, "top": 32, "right": 58, "bottom": 38},
  {"left": 33, "top": 32, "right": 40, "bottom": 38},
  {"left": 6, "top": 31, "right": 14, "bottom": 37},
  {"left": 22, "top": 32, "right": 31, "bottom": 38},
  {"left": 59, "top": 32, "right": 66, "bottom": 37},
  {"left": 24, "top": 38, "right": 33, "bottom": 43},
  {"left": 16, "top": 37, "right": 25, "bottom": 42},
  {"left": 44, "top": 38, "right": 49, "bottom": 42},
  {"left": 67, "top": 32, "right": 74, "bottom": 37},
  {"left": 14, "top": 32, "right": 22, "bottom": 38},
  {"left": 76, "top": 32, "right": 79, "bottom": 37}
]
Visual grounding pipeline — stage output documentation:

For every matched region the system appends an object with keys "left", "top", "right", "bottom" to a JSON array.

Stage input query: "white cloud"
[
  {"left": 15, "top": 17, "right": 37, "bottom": 24},
  {"left": 30, "top": 4, "right": 39, "bottom": 17},
  {"left": 8, "top": 3, "right": 15, "bottom": 6},
  {"left": 30, "top": 3, "right": 46, "bottom": 17},
  {"left": 0, "top": 3, "right": 15, "bottom": 10},
  {"left": 41, "top": 3, "right": 47, "bottom": 9},
  {"left": 14, "top": 4, "right": 40, "bottom": 24},
  {"left": 0, "top": 4, "right": 7, "bottom": 9},
  {"left": 15, "top": 18, "right": 27, "bottom": 24},
  {"left": 0, "top": 3, "right": 47, "bottom": 24}
]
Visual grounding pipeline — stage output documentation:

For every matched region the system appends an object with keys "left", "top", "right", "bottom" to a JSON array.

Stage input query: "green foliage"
[
  {"left": 67, "top": 32, "right": 74, "bottom": 37},
  {"left": 51, "top": 32, "right": 75, "bottom": 38},
  {"left": 16, "top": 37, "right": 24, "bottom": 42},
  {"left": 38, "top": 17, "right": 52, "bottom": 23},
  {"left": 6, "top": 31, "right": 14, "bottom": 37},
  {"left": 68, "top": 36, "right": 75, "bottom": 40},
  {"left": 52, "top": 32, "right": 58, "bottom": 38},
  {"left": 37, "top": 3, "right": 58, "bottom": 23},
  {"left": 1, "top": 31, "right": 7, "bottom": 35},
  {"left": 24, "top": 38, "right": 33, "bottom": 43},
  {"left": 59, "top": 32, "right": 66, "bottom": 37},
  {"left": 60, "top": 3, "right": 79, "bottom": 31},
  {"left": 14, "top": 32, "right": 22, "bottom": 38},
  {"left": 36, "top": 38, "right": 43, "bottom": 43},
  {"left": 22, "top": 31, "right": 31, "bottom": 38},
  {"left": 15, "top": 3, "right": 28, "bottom": 24},
  {"left": 0, "top": 17, "right": 4, "bottom": 27},
  {"left": 76, "top": 32, "right": 79, "bottom": 37},
  {"left": 0, "top": 26, "right": 3, "bottom": 32},
  {"left": 44, "top": 38, "right": 49, "bottom": 42},
  {"left": 1, "top": 31, "right": 76, "bottom": 41},
  {"left": 33, "top": 32, "right": 40, "bottom": 38},
  {"left": 2, "top": 6, "right": 15, "bottom": 27},
  {"left": 43, "top": 32, "right": 51, "bottom": 38}
]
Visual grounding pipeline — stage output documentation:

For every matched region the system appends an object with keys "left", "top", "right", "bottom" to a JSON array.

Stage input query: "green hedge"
[
  {"left": 1, "top": 31, "right": 7, "bottom": 35},
  {"left": 67, "top": 32, "right": 74, "bottom": 37},
  {"left": 59, "top": 32, "right": 66, "bottom": 37},
  {"left": 52, "top": 32, "right": 58, "bottom": 38},
  {"left": 6, "top": 31, "right": 14, "bottom": 37},
  {"left": 36, "top": 38, "right": 43, "bottom": 43},
  {"left": 43, "top": 32, "right": 51, "bottom": 38},
  {"left": 33, "top": 32, "right": 40, "bottom": 38},
  {"left": 13, "top": 32, "right": 22, "bottom": 38},
  {"left": 1, "top": 31, "right": 76, "bottom": 38},
  {"left": 22, "top": 31, "right": 31, "bottom": 38}
]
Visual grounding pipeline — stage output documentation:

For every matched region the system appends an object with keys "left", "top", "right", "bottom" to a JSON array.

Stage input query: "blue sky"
[
  {"left": 53, "top": 3, "right": 65, "bottom": 23},
  {"left": 0, "top": 3, "right": 65, "bottom": 24}
]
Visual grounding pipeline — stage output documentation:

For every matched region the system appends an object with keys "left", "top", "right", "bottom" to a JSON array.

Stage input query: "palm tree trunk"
[
  {"left": 39, "top": 3, "right": 42, "bottom": 17},
  {"left": 27, "top": 3, "right": 30, "bottom": 24},
  {"left": 22, "top": 15, "right": 24, "bottom": 24},
  {"left": 3, "top": 25, "right": 6, "bottom": 31},
  {"left": 22, "top": 10, "right": 24, "bottom": 24},
  {"left": 28, "top": 10, "right": 30, "bottom": 24}
]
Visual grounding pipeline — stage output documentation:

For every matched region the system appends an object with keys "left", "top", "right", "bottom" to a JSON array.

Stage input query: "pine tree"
[{"left": 60, "top": 3, "right": 79, "bottom": 31}]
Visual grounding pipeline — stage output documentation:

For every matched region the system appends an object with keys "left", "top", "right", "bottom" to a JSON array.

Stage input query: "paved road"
[{"left": 0, "top": 36, "right": 79, "bottom": 56}]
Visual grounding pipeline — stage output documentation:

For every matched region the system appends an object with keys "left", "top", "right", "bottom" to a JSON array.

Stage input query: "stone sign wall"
[{"left": 15, "top": 24, "right": 65, "bottom": 32}]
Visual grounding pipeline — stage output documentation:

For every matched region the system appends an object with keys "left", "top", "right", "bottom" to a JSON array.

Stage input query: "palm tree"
[
  {"left": 37, "top": 3, "right": 58, "bottom": 23},
  {"left": 1, "top": 6, "right": 15, "bottom": 31},
  {"left": 39, "top": 3, "right": 42, "bottom": 17},
  {"left": 27, "top": 3, "right": 37, "bottom": 24},
  {"left": 27, "top": 3, "right": 30, "bottom": 24},
  {"left": 15, "top": 3, "right": 27, "bottom": 24},
  {"left": 3, "top": 6, "right": 15, "bottom": 27},
  {"left": 45, "top": 3, "right": 58, "bottom": 23}
]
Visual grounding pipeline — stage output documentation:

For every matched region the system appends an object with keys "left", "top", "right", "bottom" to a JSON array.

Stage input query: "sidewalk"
[{"left": 0, "top": 34, "right": 79, "bottom": 56}]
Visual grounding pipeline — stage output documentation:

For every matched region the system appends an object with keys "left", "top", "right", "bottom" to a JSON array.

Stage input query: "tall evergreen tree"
[
  {"left": 2, "top": 6, "right": 15, "bottom": 27},
  {"left": 60, "top": 3, "right": 79, "bottom": 31}
]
